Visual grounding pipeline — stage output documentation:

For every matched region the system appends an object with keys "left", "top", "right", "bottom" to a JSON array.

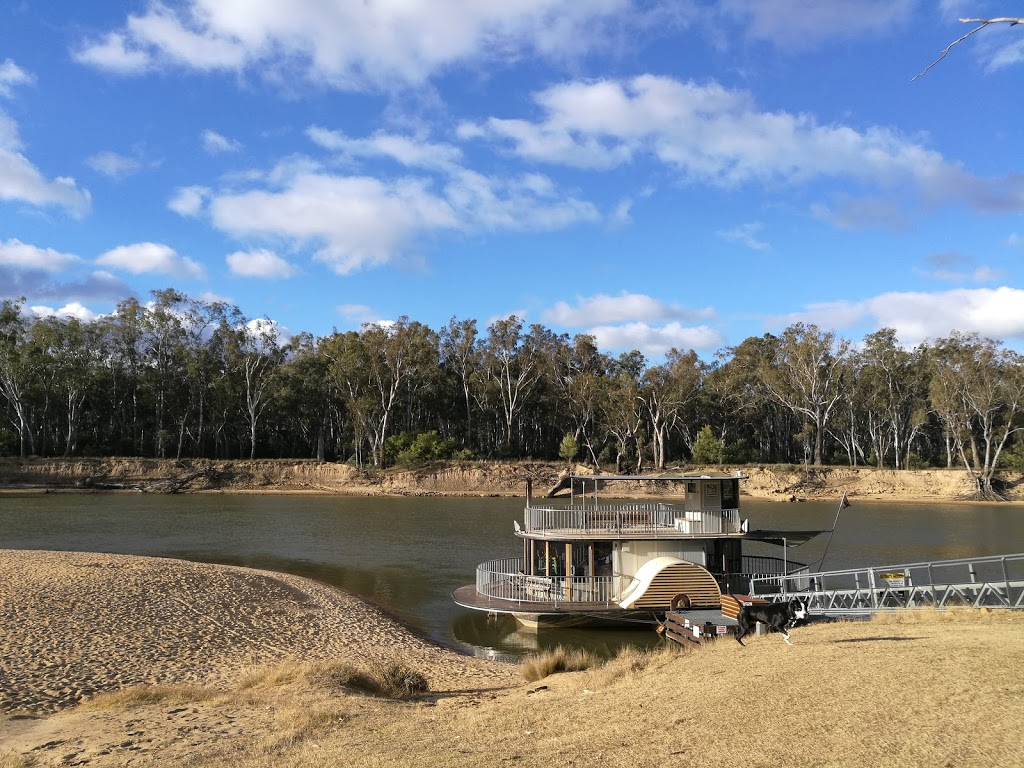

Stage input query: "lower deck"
[{"left": 452, "top": 584, "right": 623, "bottom": 615}]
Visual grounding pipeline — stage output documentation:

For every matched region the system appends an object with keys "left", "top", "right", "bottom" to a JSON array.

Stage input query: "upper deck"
[
  {"left": 521, "top": 471, "right": 746, "bottom": 540},
  {"left": 522, "top": 501, "right": 742, "bottom": 539}
]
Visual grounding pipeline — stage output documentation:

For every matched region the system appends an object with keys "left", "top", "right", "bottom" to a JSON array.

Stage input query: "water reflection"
[{"left": 1, "top": 493, "right": 1022, "bottom": 660}]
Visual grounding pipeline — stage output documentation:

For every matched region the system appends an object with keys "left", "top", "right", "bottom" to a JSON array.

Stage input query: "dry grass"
[
  {"left": 519, "top": 645, "right": 604, "bottom": 681},
  {"left": 7, "top": 611, "right": 1024, "bottom": 768},
  {"left": 80, "top": 683, "right": 221, "bottom": 710}
]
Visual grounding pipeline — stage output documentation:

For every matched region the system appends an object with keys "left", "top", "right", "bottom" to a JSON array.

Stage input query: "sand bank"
[{"left": 0, "top": 550, "right": 515, "bottom": 715}]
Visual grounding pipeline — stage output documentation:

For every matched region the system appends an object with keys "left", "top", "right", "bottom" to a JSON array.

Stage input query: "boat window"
[
  {"left": 721, "top": 479, "right": 737, "bottom": 507},
  {"left": 594, "top": 542, "right": 613, "bottom": 577}
]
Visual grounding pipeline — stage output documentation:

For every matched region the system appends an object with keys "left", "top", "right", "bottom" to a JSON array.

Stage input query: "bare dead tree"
[{"left": 914, "top": 17, "right": 1024, "bottom": 80}]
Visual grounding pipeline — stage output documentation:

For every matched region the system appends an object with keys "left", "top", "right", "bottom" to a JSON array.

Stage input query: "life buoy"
[{"left": 670, "top": 593, "right": 691, "bottom": 611}]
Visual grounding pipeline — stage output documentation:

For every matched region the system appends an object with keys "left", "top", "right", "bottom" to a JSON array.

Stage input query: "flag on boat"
[{"left": 841, "top": 491, "right": 851, "bottom": 509}]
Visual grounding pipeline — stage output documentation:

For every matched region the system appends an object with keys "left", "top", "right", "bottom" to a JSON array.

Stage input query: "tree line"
[{"left": 2, "top": 289, "right": 1023, "bottom": 496}]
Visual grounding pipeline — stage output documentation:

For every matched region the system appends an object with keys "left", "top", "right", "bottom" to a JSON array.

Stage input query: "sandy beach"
[{"left": 0, "top": 550, "right": 516, "bottom": 716}]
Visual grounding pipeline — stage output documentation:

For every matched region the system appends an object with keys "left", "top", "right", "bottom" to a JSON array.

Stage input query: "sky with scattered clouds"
[{"left": 2, "top": 1, "right": 1023, "bottom": 359}]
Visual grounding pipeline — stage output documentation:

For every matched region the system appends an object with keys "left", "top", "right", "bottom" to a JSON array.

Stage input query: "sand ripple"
[{"left": 0, "top": 550, "right": 514, "bottom": 714}]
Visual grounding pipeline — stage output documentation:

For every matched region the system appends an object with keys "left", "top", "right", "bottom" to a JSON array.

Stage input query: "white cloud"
[
  {"left": 85, "top": 150, "right": 143, "bottom": 179},
  {"left": 0, "top": 113, "right": 91, "bottom": 217},
  {"left": 72, "top": 32, "right": 152, "bottom": 74},
  {"left": 0, "top": 59, "right": 34, "bottom": 98},
  {"left": 206, "top": 155, "right": 598, "bottom": 273},
  {"left": 338, "top": 304, "right": 381, "bottom": 326},
  {"left": 210, "top": 172, "right": 459, "bottom": 275},
  {"left": 773, "top": 287, "right": 1024, "bottom": 346},
  {"left": 226, "top": 248, "right": 296, "bottom": 278},
  {"left": 197, "top": 290, "right": 234, "bottom": 305},
  {"left": 308, "top": 127, "right": 462, "bottom": 171},
  {"left": 543, "top": 292, "right": 714, "bottom": 327},
  {"left": 201, "top": 129, "right": 242, "bottom": 154},
  {"left": 96, "top": 242, "right": 205, "bottom": 279},
  {"left": 717, "top": 221, "right": 770, "bottom": 250},
  {"left": 463, "top": 75, "right": 1023, "bottom": 217},
  {"left": 168, "top": 185, "right": 210, "bottom": 217},
  {"left": 445, "top": 169, "right": 600, "bottom": 232},
  {"left": 72, "top": 1, "right": 645, "bottom": 90},
  {"left": 718, "top": 0, "right": 916, "bottom": 49},
  {"left": 589, "top": 321, "right": 725, "bottom": 357},
  {"left": 30, "top": 302, "right": 99, "bottom": 322},
  {"left": 917, "top": 251, "right": 1002, "bottom": 283},
  {"left": 0, "top": 238, "right": 80, "bottom": 271}
]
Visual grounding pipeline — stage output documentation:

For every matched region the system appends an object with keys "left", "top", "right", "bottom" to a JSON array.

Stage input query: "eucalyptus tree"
[
  {"left": 0, "top": 298, "right": 35, "bottom": 456},
  {"left": 857, "top": 329, "right": 930, "bottom": 469},
  {"left": 321, "top": 330, "right": 372, "bottom": 468},
  {"left": 929, "top": 332, "right": 1024, "bottom": 497},
  {"left": 481, "top": 316, "right": 543, "bottom": 451},
  {"left": 276, "top": 332, "right": 332, "bottom": 460},
  {"left": 544, "top": 333, "right": 609, "bottom": 467},
  {"left": 102, "top": 298, "right": 148, "bottom": 454},
  {"left": 758, "top": 323, "right": 852, "bottom": 466},
  {"left": 438, "top": 316, "right": 480, "bottom": 445},
  {"left": 359, "top": 317, "right": 438, "bottom": 466},
  {"left": 710, "top": 335, "right": 792, "bottom": 462},
  {"left": 236, "top": 317, "right": 283, "bottom": 460},
  {"left": 600, "top": 350, "right": 647, "bottom": 472},
  {"left": 144, "top": 289, "right": 189, "bottom": 458},
  {"left": 32, "top": 316, "right": 100, "bottom": 457},
  {"left": 640, "top": 348, "right": 704, "bottom": 470}
]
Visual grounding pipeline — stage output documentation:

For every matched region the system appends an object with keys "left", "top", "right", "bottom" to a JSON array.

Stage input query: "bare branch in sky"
[{"left": 913, "top": 17, "right": 1024, "bottom": 81}]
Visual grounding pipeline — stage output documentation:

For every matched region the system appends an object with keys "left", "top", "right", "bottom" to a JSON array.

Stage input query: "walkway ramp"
[{"left": 749, "top": 553, "right": 1024, "bottom": 616}]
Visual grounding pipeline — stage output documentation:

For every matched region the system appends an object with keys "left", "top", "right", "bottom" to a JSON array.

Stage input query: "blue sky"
[{"left": 2, "top": 1, "right": 1023, "bottom": 360}]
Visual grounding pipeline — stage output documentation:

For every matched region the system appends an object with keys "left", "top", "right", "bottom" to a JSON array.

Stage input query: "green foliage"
[
  {"left": 384, "top": 431, "right": 465, "bottom": 466},
  {"left": 905, "top": 450, "right": 931, "bottom": 470},
  {"left": 691, "top": 424, "right": 724, "bottom": 464},
  {"left": 721, "top": 437, "right": 753, "bottom": 464},
  {"left": 558, "top": 433, "right": 579, "bottom": 463},
  {"left": 0, "top": 428, "right": 16, "bottom": 457},
  {"left": 999, "top": 440, "right": 1024, "bottom": 472}
]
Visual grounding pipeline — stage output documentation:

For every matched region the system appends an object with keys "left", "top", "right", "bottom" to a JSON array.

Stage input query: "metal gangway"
[{"left": 749, "top": 553, "right": 1024, "bottom": 616}]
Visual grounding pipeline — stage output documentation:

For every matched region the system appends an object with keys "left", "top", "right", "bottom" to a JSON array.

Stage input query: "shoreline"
[
  {"left": 2, "top": 457, "right": 1021, "bottom": 503},
  {"left": 1, "top": 486, "right": 1020, "bottom": 505}
]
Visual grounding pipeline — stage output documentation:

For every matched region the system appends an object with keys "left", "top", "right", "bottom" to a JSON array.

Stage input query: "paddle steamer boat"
[{"left": 453, "top": 471, "right": 822, "bottom": 629}]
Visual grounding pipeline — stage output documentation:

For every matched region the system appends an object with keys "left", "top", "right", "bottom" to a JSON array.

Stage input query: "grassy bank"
[{"left": 5, "top": 609, "right": 1021, "bottom": 767}]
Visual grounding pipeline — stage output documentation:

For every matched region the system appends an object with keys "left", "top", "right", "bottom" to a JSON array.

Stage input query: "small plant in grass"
[
  {"left": 520, "top": 645, "right": 602, "bottom": 682},
  {"left": 366, "top": 659, "right": 430, "bottom": 698}
]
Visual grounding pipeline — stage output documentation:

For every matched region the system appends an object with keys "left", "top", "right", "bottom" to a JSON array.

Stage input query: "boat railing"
[
  {"left": 475, "top": 557, "right": 621, "bottom": 605},
  {"left": 748, "top": 552, "right": 1024, "bottom": 612},
  {"left": 706, "top": 556, "right": 808, "bottom": 594},
  {"left": 523, "top": 504, "right": 741, "bottom": 537}
]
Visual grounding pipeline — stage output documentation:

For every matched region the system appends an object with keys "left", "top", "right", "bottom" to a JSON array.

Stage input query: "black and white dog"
[{"left": 734, "top": 599, "right": 808, "bottom": 646}]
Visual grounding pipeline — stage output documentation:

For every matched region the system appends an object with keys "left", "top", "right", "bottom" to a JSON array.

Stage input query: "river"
[{"left": 2, "top": 492, "right": 1022, "bottom": 660}]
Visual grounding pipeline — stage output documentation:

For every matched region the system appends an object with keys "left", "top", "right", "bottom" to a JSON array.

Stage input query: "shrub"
[
  {"left": 384, "top": 431, "right": 463, "bottom": 466},
  {"left": 366, "top": 659, "right": 430, "bottom": 698},
  {"left": 999, "top": 440, "right": 1024, "bottom": 472},
  {"left": 691, "top": 425, "right": 724, "bottom": 464},
  {"left": 520, "top": 645, "right": 601, "bottom": 682},
  {"left": 558, "top": 433, "right": 579, "bottom": 464}
]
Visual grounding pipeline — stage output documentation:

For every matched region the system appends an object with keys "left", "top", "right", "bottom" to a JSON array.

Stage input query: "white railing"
[
  {"left": 475, "top": 557, "right": 620, "bottom": 605},
  {"left": 523, "top": 504, "right": 740, "bottom": 537}
]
